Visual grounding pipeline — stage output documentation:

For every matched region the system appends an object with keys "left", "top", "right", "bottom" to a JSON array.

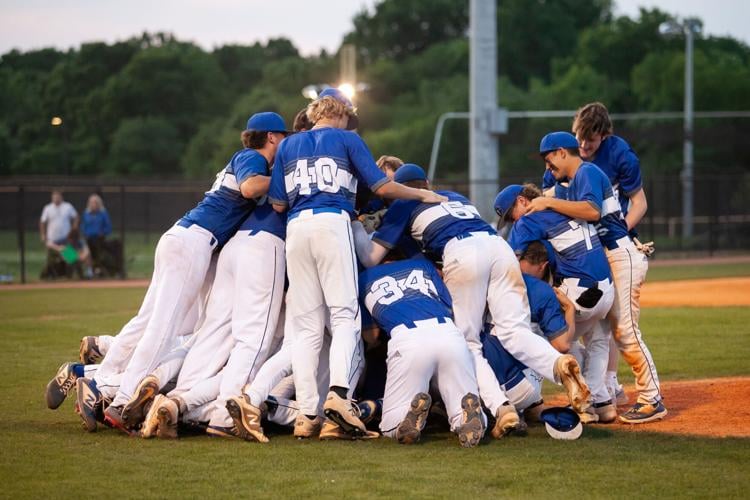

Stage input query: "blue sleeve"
[
  {"left": 345, "top": 133, "right": 390, "bottom": 192},
  {"left": 542, "top": 170, "right": 555, "bottom": 190},
  {"left": 573, "top": 165, "right": 604, "bottom": 215},
  {"left": 103, "top": 211, "right": 112, "bottom": 236},
  {"left": 360, "top": 300, "right": 375, "bottom": 330},
  {"left": 268, "top": 152, "right": 288, "bottom": 206},
  {"left": 372, "top": 201, "right": 416, "bottom": 249},
  {"left": 508, "top": 217, "right": 543, "bottom": 256},
  {"left": 536, "top": 287, "right": 568, "bottom": 340},
  {"left": 613, "top": 139, "right": 643, "bottom": 195},
  {"left": 234, "top": 152, "right": 268, "bottom": 185}
]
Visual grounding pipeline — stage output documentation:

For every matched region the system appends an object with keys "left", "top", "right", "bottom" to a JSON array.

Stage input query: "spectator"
[
  {"left": 39, "top": 190, "right": 78, "bottom": 248},
  {"left": 81, "top": 193, "right": 122, "bottom": 277}
]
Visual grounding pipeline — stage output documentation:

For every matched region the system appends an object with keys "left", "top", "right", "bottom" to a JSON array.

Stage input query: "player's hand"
[
  {"left": 524, "top": 196, "right": 550, "bottom": 215},
  {"left": 633, "top": 237, "right": 655, "bottom": 257},
  {"left": 554, "top": 287, "right": 575, "bottom": 312},
  {"left": 419, "top": 189, "right": 449, "bottom": 204}
]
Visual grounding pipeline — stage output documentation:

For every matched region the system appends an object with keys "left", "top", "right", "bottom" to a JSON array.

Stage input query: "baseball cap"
[
  {"left": 246, "top": 112, "right": 290, "bottom": 134},
  {"left": 317, "top": 87, "right": 359, "bottom": 130},
  {"left": 494, "top": 184, "right": 523, "bottom": 221},
  {"left": 539, "top": 131, "right": 579, "bottom": 155},
  {"left": 393, "top": 163, "right": 427, "bottom": 184},
  {"left": 540, "top": 407, "right": 583, "bottom": 440}
]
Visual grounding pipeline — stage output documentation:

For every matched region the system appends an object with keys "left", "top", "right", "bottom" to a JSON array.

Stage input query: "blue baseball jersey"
[
  {"left": 508, "top": 210, "right": 611, "bottom": 283},
  {"left": 180, "top": 148, "right": 267, "bottom": 246},
  {"left": 373, "top": 191, "right": 495, "bottom": 260},
  {"left": 267, "top": 127, "right": 389, "bottom": 218},
  {"left": 482, "top": 274, "right": 568, "bottom": 387},
  {"left": 238, "top": 196, "right": 287, "bottom": 240},
  {"left": 359, "top": 258, "right": 453, "bottom": 338},
  {"left": 566, "top": 163, "right": 630, "bottom": 250}
]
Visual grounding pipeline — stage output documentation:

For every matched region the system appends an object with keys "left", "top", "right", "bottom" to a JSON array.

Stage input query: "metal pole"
[
  {"left": 682, "top": 27, "right": 695, "bottom": 239},
  {"left": 469, "top": 0, "right": 498, "bottom": 220},
  {"left": 120, "top": 185, "right": 127, "bottom": 279},
  {"left": 17, "top": 186, "right": 26, "bottom": 283},
  {"left": 428, "top": 112, "right": 470, "bottom": 182}
]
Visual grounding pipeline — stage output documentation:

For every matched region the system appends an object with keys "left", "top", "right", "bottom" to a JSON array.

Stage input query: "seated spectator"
[
  {"left": 81, "top": 193, "right": 123, "bottom": 277},
  {"left": 40, "top": 190, "right": 78, "bottom": 248}
]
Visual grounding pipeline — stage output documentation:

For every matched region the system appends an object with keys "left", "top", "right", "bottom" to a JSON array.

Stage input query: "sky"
[{"left": 0, "top": 0, "right": 748, "bottom": 56}]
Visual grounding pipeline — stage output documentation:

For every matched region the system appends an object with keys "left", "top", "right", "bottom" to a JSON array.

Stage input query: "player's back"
[{"left": 359, "top": 258, "right": 452, "bottom": 337}]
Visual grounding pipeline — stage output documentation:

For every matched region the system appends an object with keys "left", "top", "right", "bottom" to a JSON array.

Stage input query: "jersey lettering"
[
  {"left": 291, "top": 157, "right": 341, "bottom": 195},
  {"left": 568, "top": 220, "right": 594, "bottom": 250},
  {"left": 441, "top": 201, "right": 480, "bottom": 220},
  {"left": 367, "top": 270, "right": 438, "bottom": 306}
]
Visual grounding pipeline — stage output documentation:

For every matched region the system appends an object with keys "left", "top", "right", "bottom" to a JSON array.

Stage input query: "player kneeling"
[{"left": 360, "top": 254, "right": 486, "bottom": 448}]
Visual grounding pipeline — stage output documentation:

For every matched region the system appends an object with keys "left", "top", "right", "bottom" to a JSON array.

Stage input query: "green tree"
[{"left": 107, "top": 117, "right": 182, "bottom": 176}]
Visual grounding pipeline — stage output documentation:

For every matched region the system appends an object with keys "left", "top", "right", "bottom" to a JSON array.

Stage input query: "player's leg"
[
  {"left": 607, "top": 246, "right": 665, "bottom": 422},
  {"left": 578, "top": 317, "right": 615, "bottom": 422},
  {"left": 441, "top": 236, "right": 510, "bottom": 415},
  {"left": 108, "top": 225, "right": 215, "bottom": 410}
]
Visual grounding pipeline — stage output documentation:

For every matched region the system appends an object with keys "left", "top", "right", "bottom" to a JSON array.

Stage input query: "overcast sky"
[{"left": 0, "top": 0, "right": 747, "bottom": 56}]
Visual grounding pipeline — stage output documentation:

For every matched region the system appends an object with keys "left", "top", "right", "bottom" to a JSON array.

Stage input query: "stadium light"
[
  {"left": 658, "top": 18, "right": 702, "bottom": 240},
  {"left": 301, "top": 85, "right": 319, "bottom": 100},
  {"left": 338, "top": 82, "right": 355, "bottom": 100},
  {"left": 51, "top": 116, "right": 63, "bottom": 126}
]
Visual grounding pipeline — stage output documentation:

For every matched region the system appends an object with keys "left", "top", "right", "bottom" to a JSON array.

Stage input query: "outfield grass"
[
  {"left": 646, "top": 262, "right": 750, "bottom": 282},
  {"left": 1, "top": 288, "right": 749, "bottom": 498}
]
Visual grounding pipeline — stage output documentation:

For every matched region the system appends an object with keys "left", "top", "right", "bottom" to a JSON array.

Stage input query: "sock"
[
  {"left": 72, "top": 364, "right": 85, "bottom": 377},
  {"left": 330, "top": 386, "right": 348, "bottom": 399}
]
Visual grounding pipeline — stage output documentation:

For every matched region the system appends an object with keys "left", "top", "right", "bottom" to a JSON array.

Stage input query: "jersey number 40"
[{"left": 290, "top": 157, "right": 343, "bottom": 195}]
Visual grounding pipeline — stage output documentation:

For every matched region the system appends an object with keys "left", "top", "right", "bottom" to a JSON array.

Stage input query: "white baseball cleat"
[
  {"left": 554, "top": 354, "right": 592, "bottom": 414},
  {"left": 294, "top": 414, "right": 323, "bottom": 439},
  {"left": 156, "top": 398, "right": 180, "bottom": 439},
  {"left": 323, "top": 391, "right": 367, "bottom": 437},
  {"left": 226, "top": 395, "right": 269, "bottom": 444},
  {"left": 491, "top": 403, "right": 520, "bottom": 439},
  {"left": 140, "top": 394, "right": 165, "bottom": 438}
]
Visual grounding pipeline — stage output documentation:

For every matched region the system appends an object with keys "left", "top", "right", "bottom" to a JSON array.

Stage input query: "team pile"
[{"left": 45, "top": 90, "right": 666, "bottom": 447}]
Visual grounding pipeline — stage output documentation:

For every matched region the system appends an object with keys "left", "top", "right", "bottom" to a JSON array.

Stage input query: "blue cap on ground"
[
  {"left": 246, "top": 112, "right": 289, "bottom": 133},
  {"left": 317, "top": 87, "right": 359, "bottom": 130},
  {"left": 394, "top": 163, "right": 427, "bottom": 184},
  {"left": 540, "top": 407, "right": 583, "bottom": 440},
  {"left": 494, "top": 184, "right": 524, "bottom": 221},
  {"left": 539, "top": 131, "right": 579, "bottom": 155}
]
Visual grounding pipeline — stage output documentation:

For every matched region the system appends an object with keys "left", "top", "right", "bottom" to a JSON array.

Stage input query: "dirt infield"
[
  {"left": 549, "top": 377, "right": 750, "bottom": 438},
  {"left": 641, "top": 277, "right": 750, "bottom": 307}
]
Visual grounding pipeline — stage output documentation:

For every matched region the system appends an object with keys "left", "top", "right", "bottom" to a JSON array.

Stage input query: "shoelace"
[{"left": 60, "top": 376, "right": 76, "bottom": 393}]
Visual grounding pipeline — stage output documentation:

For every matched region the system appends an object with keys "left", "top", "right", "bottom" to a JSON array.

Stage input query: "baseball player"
[
  {"left": 495, "top": 183, "right": 616, "bottom": 422},
  {"left": 358, "top": 255, "right": 485, "bottom": 447},
  {"left": 351, "top": 163, "right": 593, "bottom": 434},
  {"left": 89, "top": 112, "right": 288, "bottom": 428},
  {"left": 528, "top": 131, "right": 666, "bottom": 423},
  {"left": 267, "top": 87, "right": 447, "bottom": 437}
]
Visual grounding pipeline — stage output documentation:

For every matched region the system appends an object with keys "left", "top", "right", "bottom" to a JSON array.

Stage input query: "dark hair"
[
  {"left": 520, "top": 240, "right": 548, "bottom": 265},
  {"left": 241, "top": 130, "right": 270, "bottom": 149},
  {"left": 572, "top": 102, "right": 614, "bottom": 139},
  {"left": 293, "top": 108, "right": 313, "bottom": 131},
  {"left": 401, "top": 179, "right": 429, "bottom": 189},
  {"left": 519, "top": 183, "right": 543, "bottom": 201}
]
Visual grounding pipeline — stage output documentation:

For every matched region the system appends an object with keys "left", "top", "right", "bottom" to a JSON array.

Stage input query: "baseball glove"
[{"left": 358, "top": 208, "right": 387, "bottom": 234}]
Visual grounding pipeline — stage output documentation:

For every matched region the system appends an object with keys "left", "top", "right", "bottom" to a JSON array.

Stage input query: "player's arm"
[
  {"left": 240, "top": 175, "right": 270, "bottom": 199},
  {"left": 39, "top": 220, "right": 46, "bottom": 243},
  {"left": 550, "top": 287, "right": 576, "bottom": 353},
  {"left": 362, "top": 324, "right": 381, "bottom": 345},
  {"left": 352, "top": 221, "right": 389, "bottom": 267},
  {"left": 525, "top": 196, "right": 600, "bottom": 222},
  {"left": 268, "top": 155, "right": 288, "bottom": 213},
  {"left": 375, "top": 182, "right": 447, "bottom": 204},
  {"left": 625, "top": 188, "right": 648, "bottom": 231}
]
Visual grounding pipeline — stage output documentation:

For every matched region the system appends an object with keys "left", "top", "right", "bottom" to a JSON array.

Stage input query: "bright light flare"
[
  {"left": 51, "top": 116, "right": 63, "bottom": 126},
  {"left": 338, "top": 82, "right": 355, "bottom": 100}
]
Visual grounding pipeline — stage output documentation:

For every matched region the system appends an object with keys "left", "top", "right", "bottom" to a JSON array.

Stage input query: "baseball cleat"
[
  {"left": 156, "top": 398, "right": 180, "bottom": 439},
  {"left": 593, "top": 400, "right": 618, "bottom": 423},
  {"left": 226, "top": 395, "right": 269, "bottom": 444},
  {"left": 46, "top": 362, "right": 78, "bottom": 409},
  {"left": 294, "top": 414, "right": 323, "bottom": 439},
  {"left": 103, "top": 404, "right": 134, "bottom": 435},
  {"left": 514, "top": 413, "right": 529, "bottom": 436},
  {"left": 140, "top": 394, "right": 165, "bottom": 438},
  {"left": 577, "top": 406, "right": 600, "bottom": 424},
  {"left": 457, "top": 393, "right": 485, "bottom": 448},
  {"left": 122, "top": 375, "right": 159, "bottom": 428},
  {"left": 319, "top": 419, "right": 380, "bottom": 441},
  {"left": 323, "top": 391, "right": 367, "bottom": 437},
  {"left": 618, "top": 401, "right": 668, "bottom": 424},
  {"left": 76, "top": 377, "right": 102, "bottom": 432},
  {"left": 206, "top": 425, "right": 240, "bottom": 439},
  {"left": 523, "top": 400, "right": 546, "bottom": 423},
  {"left": 396, "top": 392, "right": 432, "bottom": 445},
  {"left": 553, "top": 354, "right": 592, "bottom": 414},
  {"left": 357, "top": 399, "right": 382, "bottom": 425},
  {"left": 491, "top": 403, "right": 520, "bottom": 439},
  {"left": 79, "top": 336, "right": 104, "bottom": 365}
]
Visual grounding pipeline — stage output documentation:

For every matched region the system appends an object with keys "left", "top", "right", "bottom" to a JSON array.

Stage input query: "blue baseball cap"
[
  {"left": 317, "top": 87, "right": 359, "bottom": 130},
  {"left": 393, "top": 163, "right": 427, "bottom": 184},
  {"left": 539, "top": 131, "right": 579, "bottom": 155},
  {"left": 246, "top": 112, "right": 290, "bottom": 134},
  {"left": 494, "top": 184, "right": 523, "bottom": 222},
  {"left": 540, "top": 407, "right": 583, "bottom": 440}
]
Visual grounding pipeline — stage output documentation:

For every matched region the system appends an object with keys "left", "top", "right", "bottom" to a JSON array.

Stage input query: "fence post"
[
  {"left": 17, "top": 185, "right": 26, "bottom": 284},
  {"left": 648, "top": 176, "right": 655, "bottom": 258},
  {"left": 120, "top": 184, "right": 127, "bottom": 279}
]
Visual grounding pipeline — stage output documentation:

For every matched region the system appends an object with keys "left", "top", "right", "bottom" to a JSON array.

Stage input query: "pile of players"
[{"left": 45, "top": 90, "right": 666, "bottom": 447}]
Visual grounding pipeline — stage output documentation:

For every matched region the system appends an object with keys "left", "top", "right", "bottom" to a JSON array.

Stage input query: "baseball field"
[{"left": 2, "top": 262, "right": 749, "bottom": 499}]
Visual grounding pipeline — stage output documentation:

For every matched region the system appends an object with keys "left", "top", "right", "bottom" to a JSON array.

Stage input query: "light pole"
[{"left": 659, "top": 18, "right": 702, "bottom": 240}]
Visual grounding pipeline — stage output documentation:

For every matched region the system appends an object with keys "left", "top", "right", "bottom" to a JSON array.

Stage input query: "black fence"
[{"left": 1, "top": 173, "right": 748, "bottom": 283}]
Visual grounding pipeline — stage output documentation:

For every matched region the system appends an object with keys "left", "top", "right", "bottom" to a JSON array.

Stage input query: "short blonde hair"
[{"left": 306, "top": 96, "right": 350, "bottom": 124}]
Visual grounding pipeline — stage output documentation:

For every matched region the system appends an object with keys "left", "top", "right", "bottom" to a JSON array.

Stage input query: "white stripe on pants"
[
  {"left": 286, "top": 212, "right": 362, "bottom": 415},
  {"left": 606, "top": 244, "right": 662, "bottom": 404}
]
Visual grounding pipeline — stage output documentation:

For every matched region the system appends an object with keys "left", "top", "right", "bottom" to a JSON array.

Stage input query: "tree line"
[{"left": 1, "top": 0, "right": 749, "bottom": 181}]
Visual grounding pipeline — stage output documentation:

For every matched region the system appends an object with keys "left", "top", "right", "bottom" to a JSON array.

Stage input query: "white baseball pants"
[
  {"left": 503, "top": 368, "right": 543, "bottom": 412},
  {"left": 606, "top": 242, "right": 662, "bottom": 404},
  {"left": 285, "top": 211, "right": 363, "bottom": 415},
  {"left": 379, "top": 319, "right": 480, "bottom": 438}
]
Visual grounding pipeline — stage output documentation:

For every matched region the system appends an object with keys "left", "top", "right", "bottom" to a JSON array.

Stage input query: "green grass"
[
  {"left": 1, "top": 288, "right": 749, "bottom": 498},
  {"left": 647, "top": 262, "right": 750, "bottom": 282}
]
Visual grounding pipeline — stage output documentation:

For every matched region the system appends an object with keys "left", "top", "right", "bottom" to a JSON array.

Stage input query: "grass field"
[{"left": 1, "top": 286, "right": 749, "bottom": 498}]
